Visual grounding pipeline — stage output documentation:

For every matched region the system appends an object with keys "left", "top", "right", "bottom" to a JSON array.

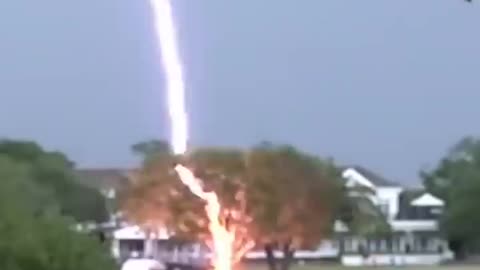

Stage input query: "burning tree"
[{"left": 122, "top": 140, "right": 343, "bottom": 270}]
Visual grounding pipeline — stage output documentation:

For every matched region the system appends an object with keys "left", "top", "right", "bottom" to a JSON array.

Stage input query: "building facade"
[{"left": 336, "top": 166, "right": 452, "bottom": 266}]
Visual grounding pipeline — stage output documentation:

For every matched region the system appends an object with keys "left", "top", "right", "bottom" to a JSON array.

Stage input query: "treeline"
[
  {"left": 2, "top": 135, "right": 480, "bottom": 269},
  {"left": 0, "top": 140, "right": 116, "bottom": 270},
  {"left": 421, "top": 137, "right": 480, "bottom": 258}
]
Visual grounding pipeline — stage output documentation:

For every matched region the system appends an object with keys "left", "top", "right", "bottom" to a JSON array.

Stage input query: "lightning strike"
[{"left": 148, "top": 1, "right": 253, "bottom": 270}]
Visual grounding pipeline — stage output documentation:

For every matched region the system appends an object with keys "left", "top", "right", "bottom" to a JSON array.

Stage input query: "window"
[
  {"left": 431, "top": 207, "right": 443, "bottom": 215},
  {"left": 331, "top": 240, "right": 339, "bottom": 249},
  {"left": 369, "top": 239, "right": 377, "bottom": 253},
  {"left": 119, "top": 239, "right": 145, "bottom": 258},
  {"left": 391, "top": 238, "right": 399, "bottom": 252},
  {"left": 344, "top": 237, "right": 359, "bottom": 253},
  {"left": 421, "top": 237, "right": 429, "bottom": 252},
  {"left": 344, "top": 237, "right": 353, "bottom": 253},
  {"left": 379, "top": 239, "right": 388, "bottom": 252},
  {"left": 414, "top": 236, "right": 429, "bottom": 252}
]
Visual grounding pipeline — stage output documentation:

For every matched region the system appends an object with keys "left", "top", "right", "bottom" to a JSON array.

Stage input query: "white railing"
[
  {"left": 341, "top": 253, "right": 453, "bottom": 266},
  {"left": 390, "top": 220, "right": 438, "bottom": 231}
]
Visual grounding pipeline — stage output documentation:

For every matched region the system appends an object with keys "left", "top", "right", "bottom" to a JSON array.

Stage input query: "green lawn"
[
  {"left": 295, "top": 267, "right": 477, "bottom": 270},
  {"left": 245, "top": 264, "right": 479, "bottom": 270}
]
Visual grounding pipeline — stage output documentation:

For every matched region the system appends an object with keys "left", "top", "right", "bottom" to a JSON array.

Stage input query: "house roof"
[
  {"left": 345, "top": 165, "right": 399, "bottom": 187},
  {"left": 411, "top": 193, "right": 444, "bottom": 207},
  {"left": 75, "top": 168, "right": 131, "bottom": 190},
  {"left": 396, "top": 189, "right": 427, "bottom": 220}
]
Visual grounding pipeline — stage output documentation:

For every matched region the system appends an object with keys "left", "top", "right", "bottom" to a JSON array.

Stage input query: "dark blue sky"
[{"left": 0, "top": 1, "right": 479, "bottom": 185}]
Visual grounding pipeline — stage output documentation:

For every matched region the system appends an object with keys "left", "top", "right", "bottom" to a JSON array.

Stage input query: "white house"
[
  {"left": 104, "top": 166, "right": 453, "bottom": 266},
  {"left": 338, "top": 166, "right": 453, "bottom": 266}
]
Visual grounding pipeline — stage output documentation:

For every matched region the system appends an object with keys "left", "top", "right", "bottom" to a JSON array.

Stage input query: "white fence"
[{"left": 341, "top": 253, "right": 454, "bottom": 266}]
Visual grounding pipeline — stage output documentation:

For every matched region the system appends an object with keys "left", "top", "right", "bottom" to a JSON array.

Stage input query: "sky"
[{"left": 0, "top": 0, "right": 479, "bottom": 185}]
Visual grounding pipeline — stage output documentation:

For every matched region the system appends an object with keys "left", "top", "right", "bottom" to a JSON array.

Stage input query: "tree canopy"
[
  {"left": 0, "top": 146, "right": 116, "bottom": 270},
  {"left": 0, "top": 139, "right": 109, "bottom": 222},
  {"left": 421, "top": 136, "right": 480, "bottom": 257}
]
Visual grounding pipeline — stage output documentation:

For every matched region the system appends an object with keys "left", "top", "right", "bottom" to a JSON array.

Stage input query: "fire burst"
[{"left": 148, "top": 1, "right": 253, "bottom": 270}]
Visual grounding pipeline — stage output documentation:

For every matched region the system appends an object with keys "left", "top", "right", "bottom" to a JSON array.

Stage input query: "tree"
[
  {"left": 243, "top": 143, "right": 342, "bottom": 270},
  {"left": 338, "top": 187, "right": 390, "bottom": 236},
  {"left": 335, "top": 184, "right": 391, "bottom": 260},
  {"left": 124, "top": 143, "right": 205, "bottom": 239},
  {"left": 132, "top": 140, "right": 172, "bottom": 164},
  {"left": 0, "top": 139, "right": 109, "bottom": 222},
  {"left": 0, "top": 154, "right": 116, "bottom": 270},
  {"left": 123, "top": 140, "right": 343, "bottom": 270},
  {"left": 421, "top": 136, "right": 480, "bottom": 259}
]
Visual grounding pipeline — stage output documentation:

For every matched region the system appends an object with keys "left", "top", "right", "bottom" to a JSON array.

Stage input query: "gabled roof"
[
  {"left": 342, "top": 165, "right": 399, "bottom": 188},
  {"left": 411, "top": 193, "right": 444, "bottom": 207},
  {"left": 75, "top": 168, "right": 131, "bottom": 190},
  {"left": 351, "top": 166, "right": 399, "bottom": 187}
]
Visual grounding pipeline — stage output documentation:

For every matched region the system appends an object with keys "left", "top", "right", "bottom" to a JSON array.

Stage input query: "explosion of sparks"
[{"left": 148, "top": 1, "right": 252, "bottom": 270}]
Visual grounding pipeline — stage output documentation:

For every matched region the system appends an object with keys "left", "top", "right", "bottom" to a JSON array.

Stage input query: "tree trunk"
[
  {"left": 264, "top": 244, "right": 277, "bottom": 270},
  {"left": 449, "top": 239, "right": 468, "bottom": 261},
  {"left": 280, "top": 242, "right": 295, "bottom": 270}
]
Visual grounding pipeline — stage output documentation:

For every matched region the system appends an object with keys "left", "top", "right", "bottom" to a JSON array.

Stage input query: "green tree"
[
  {"left": 338, "top": 187, "right": 390, "bottom": 236},
  {"left": 243, "top": 143, "right": 341, "bottom": 270},
  {"left": 0, "top": 139, "right": 109, "bottom": 222},
  {"left": 421, "top": 136, "right": 480, "bottom": 259},
  {"left": 336, "top": 184, "right": 391, "bottom": 259},
  {"left": 0, "top": 154, "right": 116, "bottom": 270},
  {"left": 132, "top": 140, "right": 172, "bottom": 163}
]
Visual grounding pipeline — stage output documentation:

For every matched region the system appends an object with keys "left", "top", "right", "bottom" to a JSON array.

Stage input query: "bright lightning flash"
[{"left": 148, "top": 1, "right": 252, "bottom": 270}]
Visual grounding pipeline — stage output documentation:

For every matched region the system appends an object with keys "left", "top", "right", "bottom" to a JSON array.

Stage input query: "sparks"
[
  {"left": 175, "top": 165, "right": 234, "bottom": 270},
  {"left": 148, "top": 1, "right": 250, "bottom": 270}
]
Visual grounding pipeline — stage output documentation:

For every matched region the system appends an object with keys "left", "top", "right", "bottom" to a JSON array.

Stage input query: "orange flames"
[{"left": 149, "top": 0, "right": 254, "bottom": 269}]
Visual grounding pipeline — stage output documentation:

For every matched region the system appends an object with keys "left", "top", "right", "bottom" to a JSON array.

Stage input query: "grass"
[{"left": 245, "top": 263, "right": 480, "bottom": 270}]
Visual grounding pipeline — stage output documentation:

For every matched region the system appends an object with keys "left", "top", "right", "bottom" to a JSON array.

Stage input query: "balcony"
[{"left": 390, "top": 220, "right": 438, "bottom": 232}]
